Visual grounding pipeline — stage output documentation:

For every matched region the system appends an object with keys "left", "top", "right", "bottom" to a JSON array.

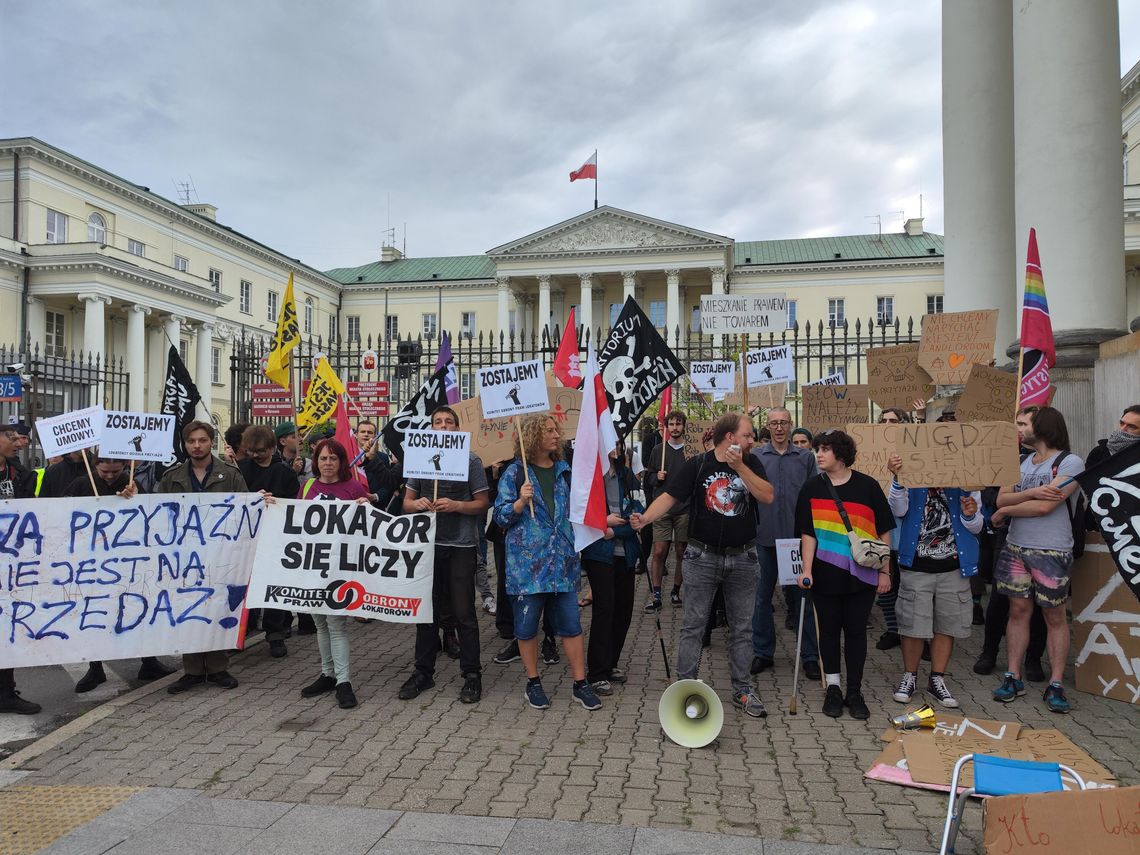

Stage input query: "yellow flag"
[
  {"left": 296, "top": 358, "right": 345, "bottom": 430},
  {"left": 265, "top": 273, "right": 301, "bottom": 389}
]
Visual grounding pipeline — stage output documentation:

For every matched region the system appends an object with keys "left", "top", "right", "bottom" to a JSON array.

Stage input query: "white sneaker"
[
  {"left": 928, "top": 675, "right": 960, "bottom": 708},
  {"left": 893, "top": 671, "right": 917, "bottom": 703},
  {"left": 482, "top": 596, "right": 497, "bottom": 615}
]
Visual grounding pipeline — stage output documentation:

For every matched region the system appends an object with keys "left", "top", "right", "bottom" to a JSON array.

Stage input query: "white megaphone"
[{"left": 658, "top": 679, "right": 724, "bottom": 748}]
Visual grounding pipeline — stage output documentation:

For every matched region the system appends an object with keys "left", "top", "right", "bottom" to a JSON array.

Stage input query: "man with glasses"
[{"left": 751, "top": 408, "right": 820, "bottom": 680}]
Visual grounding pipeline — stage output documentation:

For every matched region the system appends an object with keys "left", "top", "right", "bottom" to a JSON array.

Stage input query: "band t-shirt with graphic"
[
  {"left": 912, "top": 488, "right": 958, "bottom": 574},
  {"left": 665, "top": 451, "right": 768, "bottom": 549}
]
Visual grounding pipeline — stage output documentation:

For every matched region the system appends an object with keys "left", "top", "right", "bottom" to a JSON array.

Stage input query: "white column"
[
  {"left": 578, "top": 273, "right": 593, "bottom": 338},
  {"left": 126, "top": 305, "right": 149, "bottom": 412},
  {"left": 621, "top": 271, "right": 637, "bottom": 304},
  {"left": 80, "top": 294, "right": 110, "bottom": 362},
  {"left": 496, "top": 276, "right": 511, "bottom": 337},
  {"left": 942, "top": 0, "right": 1016, "bottom": 360},
  {"left": 665, "top": 269, "right": 681, "bottom": 337},
  {"left": 26, "top": 297, "right": 45, "bottom": 351},
  {"left": 195, "top": 323, "right": 214, "bottom": 419},
  {"left": 147, "top": 325, "right": 165, "bottom": 411},
  {"left": 709, "top": 266, "right": 726, "bottom": 344},
  {"left": 164, "top": 314, "right": 184, "bottom": 352},
  {"left": 537, "top": 274, "right": 552, "bottom": 340}
]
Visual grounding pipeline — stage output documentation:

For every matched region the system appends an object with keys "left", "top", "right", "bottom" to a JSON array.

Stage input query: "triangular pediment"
[{"left": 488, "top": 206, "right": 731, "bottom": 257}]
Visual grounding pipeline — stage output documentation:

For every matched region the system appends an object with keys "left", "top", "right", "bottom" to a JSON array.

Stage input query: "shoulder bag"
[{"left": 822, "top": 476, "right": 891, "bottom": 570}]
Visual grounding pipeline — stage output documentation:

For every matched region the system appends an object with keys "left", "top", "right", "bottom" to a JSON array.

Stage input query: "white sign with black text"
[
  {"left": 100, "top": 411, "right": 177, "bottom": 462},
  {"left": 402, "top": 429, "right": 472, "bottom": 482},
  {"left": 700, "top": 294, "right": 788, "bottom": 335},
  {"left": 776, "top": 538, "right": 803, "bottom": 586},
  {"left": 35, "top": 405, "right": 104, "bottom": 458},
  {"left": 807, "top": 371, "right": 846, "bottom": 387},
  {"left": 743, "top": 345, "right": 794, "bottom": 388},
  {"left": 477, "top": 359, "right": 550, "bottom": 418},
  {"left": 689, "top": 360, "right": 736, "bottom": 394}
]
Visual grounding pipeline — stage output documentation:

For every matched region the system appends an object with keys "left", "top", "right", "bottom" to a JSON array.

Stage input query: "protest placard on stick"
[
  {"left": 402, "top": 430, "right": 471, "bottom": 482},
  {"left": 866, "top": 343, "right": 934, "bottom": 410},
  {"left": 478, "top": 359, "right": 549, "bottom": 419},
  {"left": 917, "top": 309, "right": 998, "bottom": 385},
  {"left": 101, "top": 411, "right": 176, "bottom": 462},
  {"left": 800, "top": 384, "right": 870, "bottom": 434},
  {"left": 955, "top": 364, "right": 1018, "bottom": 422}
]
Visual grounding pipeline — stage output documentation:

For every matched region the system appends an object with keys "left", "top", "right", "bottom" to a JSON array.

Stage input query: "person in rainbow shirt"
[{"left": 795, "top": 430, "right": 896, "bottom": 720}]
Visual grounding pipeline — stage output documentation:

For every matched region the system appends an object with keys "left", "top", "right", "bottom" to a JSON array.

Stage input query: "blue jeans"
[
  {"left": 752, "top": 545, "right": 818, "bottom": 663},
  {"left": 513, "top": 591, "right": 581, "bottom": 640},
  {"left": 676, "top": 544, "right": 758, "bottom": 695}
]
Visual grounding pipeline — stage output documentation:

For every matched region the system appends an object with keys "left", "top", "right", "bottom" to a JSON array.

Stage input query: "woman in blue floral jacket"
[{"left": 494, "top": 413, "right": 602, "bottom": 712}]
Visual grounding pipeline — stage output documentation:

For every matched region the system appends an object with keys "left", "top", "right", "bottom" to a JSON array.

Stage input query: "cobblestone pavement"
[{"left": 5, "top": 576, "right": 1138, "bottom": 855}]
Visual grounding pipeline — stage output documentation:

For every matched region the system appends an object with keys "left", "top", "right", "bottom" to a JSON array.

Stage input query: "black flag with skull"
[{"left": 598, "top": 297, "right": 687, "bottom": 439}]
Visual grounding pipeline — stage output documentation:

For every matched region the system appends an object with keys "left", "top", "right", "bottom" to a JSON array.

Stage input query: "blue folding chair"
[{"left": 939, "top": 753, "right": 1086, "bottom": 855}]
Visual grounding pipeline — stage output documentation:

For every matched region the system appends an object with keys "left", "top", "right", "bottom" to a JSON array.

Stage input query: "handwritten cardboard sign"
[
  {"left": 956, "top": 364, "right": 1018, "bottom": 423},
  {"left": 456, "top": 386, "right": 583, "bottom": 466},
  {"left": 1071, "top": 536, "right": 1140, "bottom": 706},
  {"left": 722, "top": 372, "right": 786, "bottom": 411},
  {"left": 918, "top": 309, "right": 999, "bottom": 385},
  {"left": 800, "top": 384, "right": 870, "bottom": 435},
  {"left": 893, "top": 421, "right": 1020, "bottom": 488},
  {"left": 699, "top": 294, "right": 788, "bottom": 335},
  {"left": 982, "top": 786, "right": 1140, "bottom": 855},
  {"left": 866, "top": 343, "right": 934, "bottom": 410},
  {"left": 846, "top": 423, "right": 900, "bottom": 493},
  {"left": 682, "top": 419, "right": 714, "bottom": 458}
]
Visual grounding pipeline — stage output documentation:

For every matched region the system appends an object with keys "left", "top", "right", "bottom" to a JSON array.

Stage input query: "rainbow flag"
[{"left": 1018, "top": 228, "right": 1055, "bottom": 407}]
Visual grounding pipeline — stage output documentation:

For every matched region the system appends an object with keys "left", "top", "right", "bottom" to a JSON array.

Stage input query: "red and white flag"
[
  {"left": 657, "top": 384, "right": 673, "bottom": 429},
  {"left": 552, "top": 308, "right": 582, "bottom": 388},
  {"left": 569, "top": 151, "right": 597, "bottom": 182},
  {"left": 334, "top": 395, "right": 369, "bottom": 488},
  {"left": 570, "top": 339, "right": 619, "bottom": 551}
]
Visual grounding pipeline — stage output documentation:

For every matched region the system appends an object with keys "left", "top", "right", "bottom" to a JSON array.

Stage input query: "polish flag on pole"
[
  {"left": 570, "top": 339, "right": 619, "bottom": 552},
  {"left": 569, "top": 151, "right": 597, "bottom": 182},
  {"left": 552, "top": 309, "right": 582, "bottom": 388}
]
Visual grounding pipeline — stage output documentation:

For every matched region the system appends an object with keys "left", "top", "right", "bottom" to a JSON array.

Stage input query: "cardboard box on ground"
[
  {"left": 1071, "top": 534, "right": 1140, "bottom": 706},
  {"left": 982, "top": 785, "right": 1140, "bottom": 855}
]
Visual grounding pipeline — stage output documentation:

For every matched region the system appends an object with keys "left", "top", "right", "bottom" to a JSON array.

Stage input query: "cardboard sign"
[
  {"left": 1072, "top": 536, "right": 1140, "bottom": 706},
  {"left": 800, "top": 384, "right": 870, "bottom": 435},
  {"left": 776, "top": 538, "right": 802, "bottom": 586},
  {"left": 846, "top": 422, "right": 899, "bottom": 493},
  {"left": 682, "top": 419, "right": 714, "bottom": 458},
  {"left": 894, "top": 421, "right": 1020, "bottom": 489},
  {"left": 744, "top": 345, "right": 794, "bottom": 387},
  {"left": 807, "top": 371, "right": 845, "bottom": 386},
  {"left": 982, "top": 786, "right": 1140, "bottom": 855},
  {"left": 918, "top": 309, "right": 999, "bottom": 385},
  {"left": 35, "top": 405, "right": 103, "bottom": 457},
  {"left": 401, "top": 430, "right": 472, "bottom": 482},
  {"left": 956, "top": 364, "right": 1018, "bottom": 422},
  {"left": 100, "top": 411, "right": 176, "bottom": 463},
  {"left": 699, "top": 294, "right": 788, "bottom": 335},
  {"left": 456, "top": 386, "right": 583, "bottom": 466},
  {"left": 867, "top": 343, "right": 934, "bottom": 410},
  {"left": 722, "top": 374, "right": 786, "bottom": 410},
  {"left": 689, "top": 360, "right": 736, "bottom": 394},
  {"left": 477, "top": 359, "right": 549, "bottom": 418}
]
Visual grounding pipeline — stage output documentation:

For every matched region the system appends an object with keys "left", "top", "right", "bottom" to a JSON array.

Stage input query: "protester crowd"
[{"left": 3, "top": 398, "right": 1138, "bottom": 728}]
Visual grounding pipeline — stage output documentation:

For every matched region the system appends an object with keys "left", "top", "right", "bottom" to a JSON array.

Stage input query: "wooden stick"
[
  {"left": 80, "top": 447, "right": 98, "bottom": 495},
  {"left": 1013, "top": 346, "right": 1025, "bottom": 417},
  {"left": 432, "top": 479, "right": 438, "bottom": 503},
  {"left": 129, "top": 459, "right": 136, "bottom": 487},
  {"left": 515, "top": 416, "right": 534, "bottom": 518}
]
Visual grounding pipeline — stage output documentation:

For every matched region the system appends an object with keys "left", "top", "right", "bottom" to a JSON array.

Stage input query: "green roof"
[
  {"left": 325, "top": 254, "right": 495, "bottom": 285},
  {"left": 734, "top": 232, "right": 944, "bottom": 266}
]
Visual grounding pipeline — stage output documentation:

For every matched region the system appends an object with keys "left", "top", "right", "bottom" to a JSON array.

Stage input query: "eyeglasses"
[{"left": 767, "top": 420, "right": 791, "bottom": 428}]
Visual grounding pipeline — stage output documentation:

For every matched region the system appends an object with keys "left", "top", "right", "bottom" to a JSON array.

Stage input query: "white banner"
[
  {"left": 0, "top": 493, "right": 262, "bottom": 668},
  {"left": 101, "top": 411, "right": 177, "bottom": 462},
  {"left": 808, "top": 371, "right": 846, "bottom": 387},
  {"left": 744, "top": 345, "right": 794, "bottom": 388},
  {"left": 689, "top": 360, "right": 736, "bottom": 394},
  {"left": 477, "top": 359, "right": 549, "bottom": 418},
  {"left": 36, "top": 405, "right": 104, "bottom": 458},
  {"left": 402, "top": 430, "right": 471, "bottom": 482},
  {"left": 776, "top": 537, "right": 803, "bottom": 586},
  {"left": 700, "top": 294, "right": 788, "bottom": 335},
  {"left": 246, "top": 500, "right": 435, "bottom": 623}
]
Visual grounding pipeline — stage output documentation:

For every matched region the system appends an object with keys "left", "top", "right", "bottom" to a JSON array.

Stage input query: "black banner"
[
  {"left": 598, "top": 297, "right": 686, "bottom": 438},
  {"left": 160, "top": 345, "right": 202, "bottom": 462},
  {"left": 1077, "top": 441, "right": 1140, "bottom": 604},
  {"left": 381, "top": 363, "right": 450, "bottom": 463}
]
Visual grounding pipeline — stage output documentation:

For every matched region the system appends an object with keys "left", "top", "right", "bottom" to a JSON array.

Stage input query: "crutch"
[{"left": 788, "top": 577, "right": 812, "bottom": 715}]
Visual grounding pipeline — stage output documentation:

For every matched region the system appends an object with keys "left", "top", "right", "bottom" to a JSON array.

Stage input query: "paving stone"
[
  {"left": 500, "top": 818, "right": 636, "bottom": 855},
  {"left": 93, "top": 821, "right": 261, "bottom": 855},
  {"left": 385, "top": 811, "right": 515, "bottom": 846}
]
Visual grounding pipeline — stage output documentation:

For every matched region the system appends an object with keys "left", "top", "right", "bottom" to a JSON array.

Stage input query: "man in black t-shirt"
[{"left": 633, "top": 412, "right": 774, "bottom": 718}]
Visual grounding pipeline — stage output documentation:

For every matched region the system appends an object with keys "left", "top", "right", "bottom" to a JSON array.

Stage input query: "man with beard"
[{"left": 643, "top": 411, "right": 690, "bottom": 611}]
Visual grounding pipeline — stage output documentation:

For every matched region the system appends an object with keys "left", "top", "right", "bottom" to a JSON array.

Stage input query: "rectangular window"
[
  {"left": 690, "top": 304, "right": 701, "bottom": 332},
  {"left": 828, "top": 298, "right": 845, "bottom": 328},
  {"left": 211, "top": 346, "right": 221, "bottom": 384},
  {"left": 328, "top": 314, "right": 337, "bottom": 343},
  {"left": 460, "top": 311, "right": 476, "bottom": 338},
  {"left": 127, "top": 239, "right": 145, "bottom": 257},
  {"left": 179, "top": 339, "right": 189, "bottom": 365},
  {"left": 927, "top": 294, "right": 944, "bottom": 315},
  {"left": 787, "top": 299, "right": 798, "bottom": 329},
  {"left": 609, "top": 303, "right": 622, "bottom": 326},
  {"left": 267, "top": 290, "right": 279, "bottom": 322},
  {"left": 46, "top": 209, "right": 68, "bottom": 243},
  {"left": 239, "top": 280, "right": 252, "bottom": 314},
  {"left": 508, "top": 309, "right": 517, "bottom": 335},
  {"left": 174, "top": 255, "right": 189, "bottom": 273},
  {"left": 385, "top": 315, "right": 399, "bottom": 340},
  {"left": 648, "top": 300, "right": 666, "bottom": 328},
  {"left": 45, "top": 311, "right": 66, "bottom": 357},
  {"left": 208, "top": 268, "right": 222, "bottom": 292},
  {"left": 460, "top": 372, "right": 476, "bottom": 400},
  {"left": 347, "top": 315, "right": 361, "bottom": 343},
  {"left": 876, "top": 296, "right": 894, "bottom": 326},
  {"left": 422, "top": 313, "right": 437, "bottom": 338},
  {"left": 303, "top": 300, "right": 313, "bottom": 334}
]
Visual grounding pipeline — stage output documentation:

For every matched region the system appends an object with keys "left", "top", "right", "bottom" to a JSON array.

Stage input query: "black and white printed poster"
[
  {"left": 598, "top": 297, "right": 686, "bottom": 438},
  {"left": 1077, "top": 441, "right": 1140, "bottom": 604}
]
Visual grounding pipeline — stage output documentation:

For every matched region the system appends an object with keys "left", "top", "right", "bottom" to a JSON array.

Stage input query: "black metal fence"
[
  {"left": 0, "top": 340, "right": 131, "bottom": 467},
  {"left": 229, "top": 316, "right": 922, "bottom": 429}
]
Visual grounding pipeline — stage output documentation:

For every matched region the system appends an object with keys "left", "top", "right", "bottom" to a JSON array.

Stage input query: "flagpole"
[
  {"left": 1013, "top": 346, "right": 1025, "bottom": 417},
  {"left": 594, "top": 150, "right": 598, "bottom": 210}
]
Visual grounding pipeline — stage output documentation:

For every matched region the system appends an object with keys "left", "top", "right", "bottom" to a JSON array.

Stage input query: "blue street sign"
[{"left": 0, "top": 374, "right": 23, "bottom": 402}]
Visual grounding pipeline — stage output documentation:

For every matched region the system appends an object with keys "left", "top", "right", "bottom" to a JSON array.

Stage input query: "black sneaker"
[
  {"left": 876, "top": 632, "right": 901, "bottom": 651},
  {"left": 0, "top": 690, "right": 41, "bottom": 715},
  {"left": 822, "top": 685, "right": 844, "bottom": 717},
  {"left": 542, "top": 636, "right": 560, "bottom": 665},
  {"left": 137, "top": 657, "right": 176, "bottom": 681},
  {"left": 750, "top": 656, "right": 774, "bottom": 675},
  {"left": 493, "top": 641, "right": 521, "bottom": 664},
  {"left": 167, "top": 674, "right": 206, "bottom": 695},
  {"left": 443, "top": 630, "right": 460, "bottom": 660},
  {"left": 845, "top": 690, "right": 870, "bottom": 720},
  {"left": 973, "top": 652, "right": 998, "bottom": 675},
  {"left": 206, "top": 671, "right": 238, "bottom": 689},
  {"left": 335, "top": 682, "right": 358, "bottom": 709},
  {"left": 460, "top": 673, "right": 482, "bottom": 704},
  {"left": 75, "top": 663, "right": 107, "bottom": 693},
  {"left": 972, "top": 603, "right": 985, "bottom": 625},
  {"left": 268, "top": 640, "right": 288, "bottom": 658},
  {"left": 802, "top": 660, "right": 821, "bottom": 682},
  {"left": 1024, "top": 659, "right": 1047, "bottom": 683},
  {"left": 398, "top": 671, "right": 435, "bottom": 700},
  {"left": 301, "top": 674, "right": 337, "bottom": 697}
]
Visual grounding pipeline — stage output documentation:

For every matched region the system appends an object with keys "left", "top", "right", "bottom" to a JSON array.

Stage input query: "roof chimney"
[
  {"left": 904, "top": 217, "right": 924, "bottom": 237},
  {"left": 183, "top": 203, "right": 218, "bottom": 222},
  {"left": 381, "top": 245, "right": 404, "bottom": 263}
]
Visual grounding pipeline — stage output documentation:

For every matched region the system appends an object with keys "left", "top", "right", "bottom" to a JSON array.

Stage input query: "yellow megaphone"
[
  {"left": 889, "top": 703, "right": 937, "bottom": 731},
  {"left": 658, "top": 679, "right": 724, "bottom": 748}
]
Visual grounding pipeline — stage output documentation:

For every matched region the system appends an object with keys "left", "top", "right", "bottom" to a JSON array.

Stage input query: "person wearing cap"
[
  {"left": 274, "top": 421, "right": 313, "bottom": 477},
  {"left": 10, "top": 421, "right": 30, "bottom": 457}
]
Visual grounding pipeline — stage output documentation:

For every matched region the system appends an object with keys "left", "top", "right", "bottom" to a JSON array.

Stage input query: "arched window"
[
  {"left": 304, "top": 297, "right": 314, "bottom": 334},
  {"left": 87, "top": 212, "right": 107, "bottom": 243}
]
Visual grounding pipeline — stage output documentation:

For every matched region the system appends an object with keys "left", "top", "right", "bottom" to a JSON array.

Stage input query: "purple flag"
[{"left": 435, "top": 332, "right": 460, "bottom": 404}]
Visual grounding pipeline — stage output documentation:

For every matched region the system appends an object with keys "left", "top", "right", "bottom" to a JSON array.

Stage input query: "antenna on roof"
[
  {"left": 865, "top": 214, "right": 882, "bottom": 240},
  {"left": 174, "top": 177, "right": 198, "bottom": 205}
]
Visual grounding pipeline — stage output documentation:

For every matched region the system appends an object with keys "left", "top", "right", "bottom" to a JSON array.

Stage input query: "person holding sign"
[
  {"left": 632, "top": 412, "right": 775, "bottom": 719},
  {"left": 397, "top": 406, "right": 489, "bottom": 705},
  {"left": 885, "top": 454, "right": 983, "bottom": 709},
  {"left": 795, "top": 430, "right": 895, "bottom": 720},
  {"left": 493, "top": 414, "right": 602, "bottom": 712}
]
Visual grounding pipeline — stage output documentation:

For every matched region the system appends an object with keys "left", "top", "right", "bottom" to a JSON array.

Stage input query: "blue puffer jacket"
[{"left": 581, "top": 467, "right": 644, "bottom": 568}]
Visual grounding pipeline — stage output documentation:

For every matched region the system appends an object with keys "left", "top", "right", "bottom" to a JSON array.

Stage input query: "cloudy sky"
[{"left": 5, "top": 1, "right": 1139, "bottom": 272}]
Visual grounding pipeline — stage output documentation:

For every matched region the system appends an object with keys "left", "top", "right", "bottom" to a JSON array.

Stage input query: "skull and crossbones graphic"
[{"left": 603, "top": 335, "right": 652, "bottom": 406}]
